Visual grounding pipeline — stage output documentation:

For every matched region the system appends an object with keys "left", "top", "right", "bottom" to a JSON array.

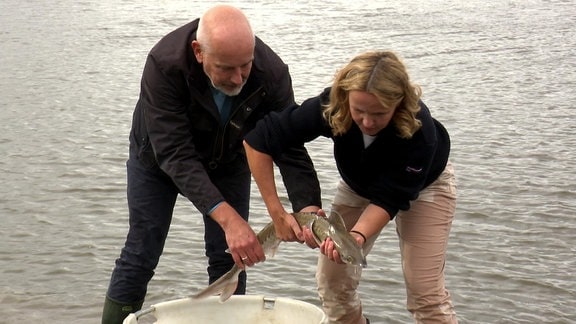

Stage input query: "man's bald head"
[
  {"left": 192, "top": 5, "right": 256, "bottom": 96},
  {"left": 196, "top": 5, "right": 255, "bottom": 54}
]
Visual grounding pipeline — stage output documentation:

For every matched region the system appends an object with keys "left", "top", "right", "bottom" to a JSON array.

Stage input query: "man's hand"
[
  {"left": 224, "top": 218, "right": 265, "bottom": 269},
  {"left": 210, "top": 202, "right": 265, "bottom": 269}
]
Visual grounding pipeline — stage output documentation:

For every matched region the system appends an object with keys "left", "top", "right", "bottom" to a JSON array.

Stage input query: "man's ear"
[{"left": 191, "top": 40, "right": 203, "bottom": 63}]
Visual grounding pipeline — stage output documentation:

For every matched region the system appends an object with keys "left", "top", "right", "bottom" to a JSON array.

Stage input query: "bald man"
[{"left": 101, "top": 5, "right": 321, "bottom": 323}]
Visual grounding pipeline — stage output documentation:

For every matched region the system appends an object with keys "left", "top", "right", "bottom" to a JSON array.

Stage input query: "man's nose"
[{"left": 230, "top": 67, "right": 243, "bottom": 85}]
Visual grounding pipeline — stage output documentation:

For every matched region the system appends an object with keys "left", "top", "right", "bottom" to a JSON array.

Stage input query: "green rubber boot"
[{"left": 101, "top": 296, "right": 144, "bottom": 324}]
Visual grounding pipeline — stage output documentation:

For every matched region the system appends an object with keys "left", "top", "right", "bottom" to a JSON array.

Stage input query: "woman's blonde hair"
[{"left": 322, "top": 51, "right": 422, "bottom": 138}]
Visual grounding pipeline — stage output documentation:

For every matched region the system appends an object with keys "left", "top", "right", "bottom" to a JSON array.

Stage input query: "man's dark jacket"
[{"left": 129, "top": 19, "right": 321, "bottom": 215}]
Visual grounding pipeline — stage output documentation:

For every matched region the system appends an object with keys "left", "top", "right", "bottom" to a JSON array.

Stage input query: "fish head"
[
  {"left": 292, "top": 211, "right": 368, "bottom": 268},
  {"left": 328, "top": 224, "right": 368, "bottom": 268}
]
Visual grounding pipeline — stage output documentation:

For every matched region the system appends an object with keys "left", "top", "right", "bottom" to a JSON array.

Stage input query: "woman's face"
[{"left": 349, "top": 90, "right": 395, "bottom": 136}]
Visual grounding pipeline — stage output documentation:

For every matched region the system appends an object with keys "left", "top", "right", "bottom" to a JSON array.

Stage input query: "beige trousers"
[{"left": 316, "top": 162, "right": 458, "bottom": 324}]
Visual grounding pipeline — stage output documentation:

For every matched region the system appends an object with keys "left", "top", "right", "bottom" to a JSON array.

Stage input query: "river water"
[{"left": 1, "top": 0, "right": 574, "bottom": 323}]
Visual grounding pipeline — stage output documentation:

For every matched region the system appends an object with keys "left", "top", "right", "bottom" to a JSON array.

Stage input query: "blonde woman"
[{"left": 244, "top": 51, "right": 458, "bottom": 323}]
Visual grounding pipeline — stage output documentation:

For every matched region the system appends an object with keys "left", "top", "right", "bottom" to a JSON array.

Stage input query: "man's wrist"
[{"left": 207, "top": 201, "right": 224, "bottom": 216}]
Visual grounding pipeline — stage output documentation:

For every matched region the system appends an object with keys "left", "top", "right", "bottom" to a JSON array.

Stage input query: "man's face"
[{"left": 193, "top": 40, "right": 253, "bottom": 96}]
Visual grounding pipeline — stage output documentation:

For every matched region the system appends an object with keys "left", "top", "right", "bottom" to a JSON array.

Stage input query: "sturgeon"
[{"left": 191, "top": 211, "right": 367, "bottom": 302}]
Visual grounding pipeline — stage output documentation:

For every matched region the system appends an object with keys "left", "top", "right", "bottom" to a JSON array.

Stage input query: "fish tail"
[
  {"left": 218, "top": 278, "right": 239, "bottom": 302},
  {"left": 191, "top": 266, "right": 242, "bottom": 302}
]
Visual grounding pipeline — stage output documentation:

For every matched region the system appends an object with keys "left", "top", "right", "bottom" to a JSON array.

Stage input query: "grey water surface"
[{"left": 1, "top": 0, "right": 575, "bottom": 323}]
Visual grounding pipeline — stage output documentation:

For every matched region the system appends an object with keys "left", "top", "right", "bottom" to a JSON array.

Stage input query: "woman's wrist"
[{"left": 350, "top": 230, "right": 367, "bottom": 245}]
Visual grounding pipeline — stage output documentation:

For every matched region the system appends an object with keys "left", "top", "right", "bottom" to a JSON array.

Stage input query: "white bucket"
[{"left": 123, "top": 295, "right": 328, "bottom": 324}]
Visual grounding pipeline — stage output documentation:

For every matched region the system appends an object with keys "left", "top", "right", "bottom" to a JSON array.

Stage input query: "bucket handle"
[{"left": 263, "top": 297, "right": 277, "bottom": 310}]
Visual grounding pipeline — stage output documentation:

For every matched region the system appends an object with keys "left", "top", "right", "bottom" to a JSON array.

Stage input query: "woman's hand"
[
  {"left": 271, "top": 211, "right": 303, "bottom": 242},
  {"left": 320, "top": 237, "right": 344, "bottom": 264}
]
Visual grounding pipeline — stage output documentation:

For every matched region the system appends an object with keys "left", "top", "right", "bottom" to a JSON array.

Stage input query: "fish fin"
[
  {"left": 307, "top": 219, "right": 324, "bottom": 246},
  {"left": 218, "top": 274, "right": 241, "bottom": 302},
  {"left": 328, "top": 210, "right": 348, "bottom": 232},
  {"left": 267, "top": 239, "right": 282, "bottom": 258},
  {"left": 191, "top": 266, "right": 241, "bottom": 301}
]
